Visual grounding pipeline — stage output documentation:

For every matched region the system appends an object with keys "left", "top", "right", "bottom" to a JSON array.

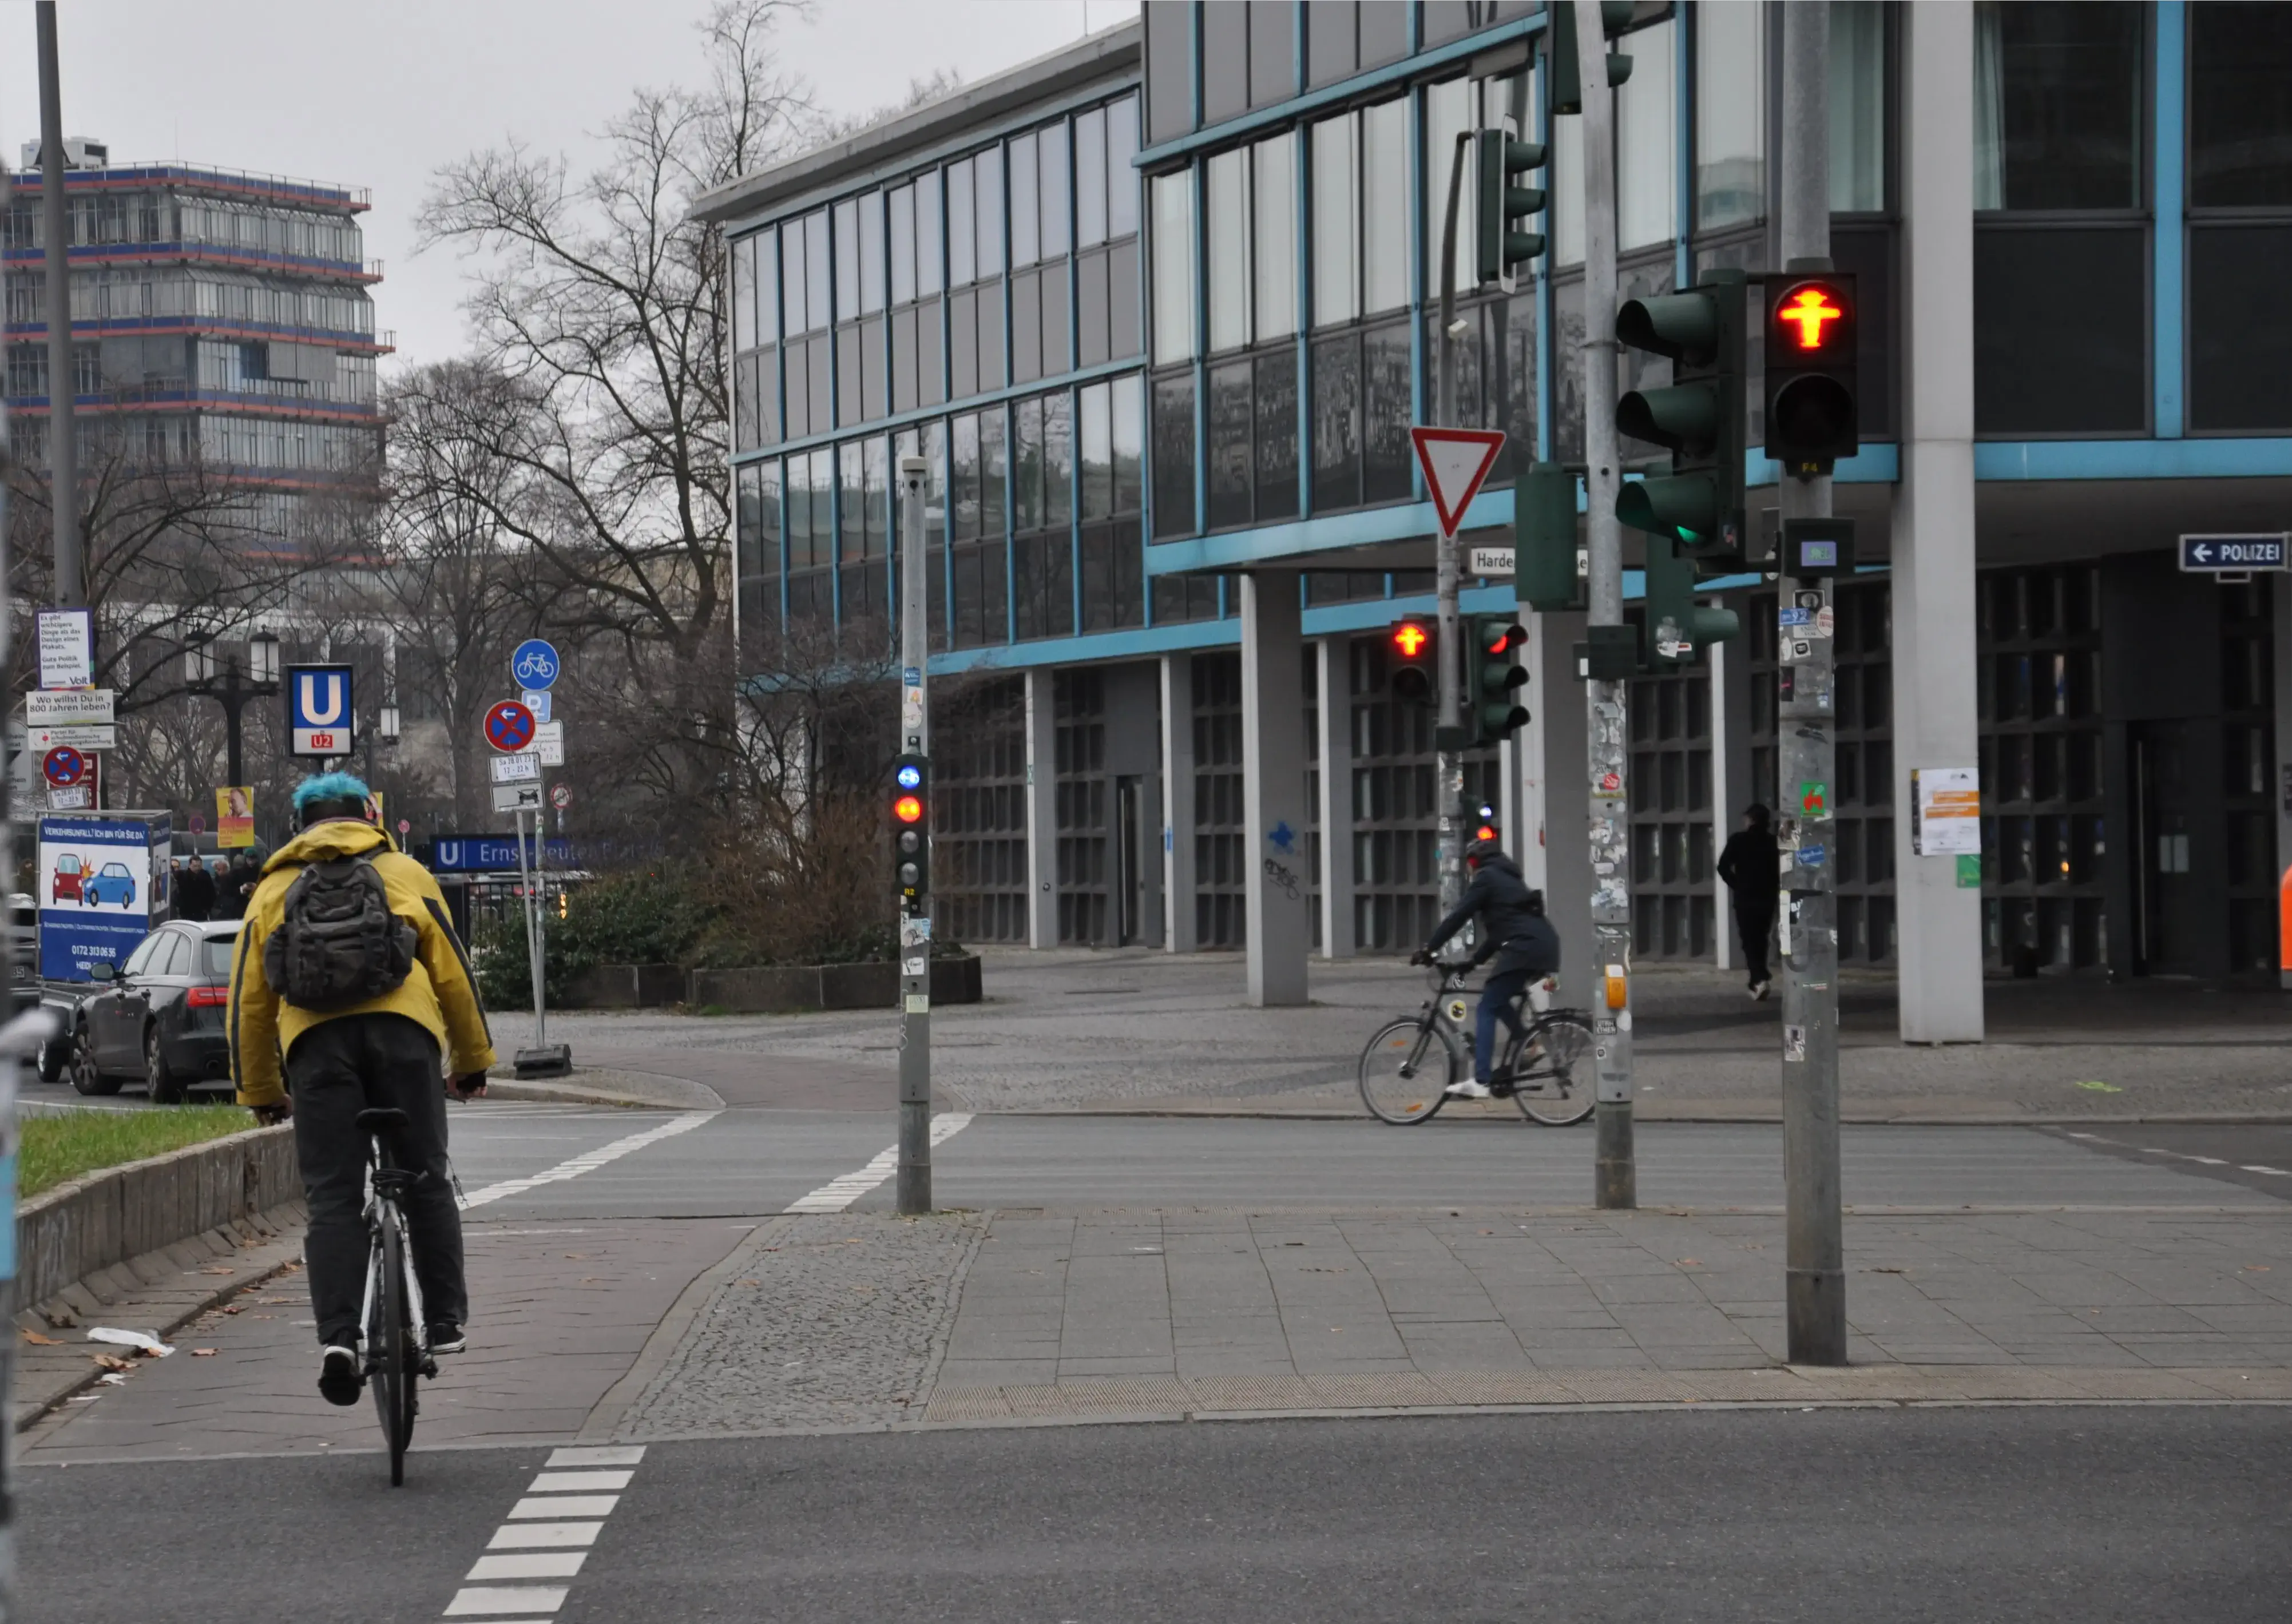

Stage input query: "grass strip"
[{"left": 20, "top": 1107, "right": 259, "bottom": 1200}]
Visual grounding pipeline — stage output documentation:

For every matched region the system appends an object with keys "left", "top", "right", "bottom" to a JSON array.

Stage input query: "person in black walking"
[
  {"left": 174, "top": 857, "right": 216, "bottom": 922},
  {"left": 1716, "top": 803, "right": 1780, "bottom": 1000}
]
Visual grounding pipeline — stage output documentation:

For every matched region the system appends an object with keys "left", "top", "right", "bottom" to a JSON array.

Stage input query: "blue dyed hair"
[{"left": 292, "top": 771, "right": 372, "bottom": 826}]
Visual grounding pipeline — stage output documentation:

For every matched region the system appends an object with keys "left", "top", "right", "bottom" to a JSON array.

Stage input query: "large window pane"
[
  {"left": 1080, "top": 380, "right": 1114, "bottom": 519},
  {"left": 1203, "top": 2, "right": 1248, "bottom": 124},
  {"left": 976, "top": 149, "right": 1005, "bottom": 277},
  {"left": 1207, "top": 360, "right": 1252, "bottom": 527},
  {"left": 980, "top": 404, "right": 1007, "bottom": 539},
  {"left": 1362, "top": 99, "right": 1409, "bottom": 312},
  {"left": 1152, "top": 171, "right": 1196, "bottom": 364},
  {"left": 1973, "top": 2, "right": 2142, "bottom": 210},
  {"left": 806, "top": 212, "right": 832, "bottom": 331},
  {"left": 1697, "top": 1, "right": 1764, "bottom": 230},
  {"left": 1108, "top": 96, "right": 1141, "bottom": 236},
  {"left": 1250, "top": 1, "right": 1295, "bottom": 108},
  {"left": 1309, "top": 1, "right": 1357, "bottom": 86},
  {"left": 1312, "top": 332, "right": 1361, "bottom": 511},
  {"left": 1151, "top": 369, "right": 1196, "bottom": 537},
  {"left": 1207, "top": 148, "right": 1250, "bottom": 352},
  {"left": 1974, "top": 225, "right": 2144, "bottom": 434},
  {"left": 1109, "top": 239, "right": 1142, "bottom": 358},
  {"left": 1252, "top": 134, "right": 1296, "bottom": 340},
  {"left": 1362, "top": 319, "right": 1413, "bottom": 502},
  {"left": 1015, "top": 395, "right": 1044, "bottom": 532},
  {"left": 1552, "top": 110, "right": 1583, "bottom": 265},
  {"left": 917, "top": 175, "right": 943, "bottom": 295},
  {"left": 1358, "top": 0, "right": 1409, "bottom": 68},
  {"left": 1040, "top": 121, "right": 1070, "bottom": 259},
  {"left": 1311, "top": 114, "right": 1358, "bottom": 327},
  {"left": 1010, "top": 133, "right": 1040, "bottom": 267},
  {"left": 756, "top": 230, "right": 779, "bottom": 344},
  {"left": 1144, "top": 0, "right": 1195, "bottom": 144},
  {"left": 1044, "top": 392, "right": 1073, "bottom": 529},
  {"left": 732, "top": 234, "right": 755, "bottom": 353},
  {"left": 1831, "top": 1, "right": 1887, "bottom": 211},
  {"left": 1255, "top": 351, "right": 1298, "bottom": 521},
  {"left": 2190, "top": 2, "right": 2292, "bottom": 208},
  {"left": 1113, "top": 375, "right": 1144, "bottom": 514},
  {"left": 834, "top": 199, "right": 861, "bottom": 321},
  {"left": 950, "top": 161, "right": 976, "bottom": 285},
  {"left": 889, "top": 186, "right": 917, "bottom": 305},
  {"left": 2190, "top": 224, "right": 2292, "bottom": 431},
  {"left": 1617, "top": 18, "right": 1676, "bottom": 249},
  {"left": 859, "top": 193, "right": 886, "bottom": 313},
  {"left": 1076, "top": 108, "right": 1109, "bottom": 247}
]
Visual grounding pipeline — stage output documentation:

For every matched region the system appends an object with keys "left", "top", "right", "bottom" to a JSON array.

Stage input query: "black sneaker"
[
  {"left": 427, "top": 1322, "right": 467, "bottom": 1355},
  {"left": 318, "top": 1344, "right": 363, "bottom": 1407}
]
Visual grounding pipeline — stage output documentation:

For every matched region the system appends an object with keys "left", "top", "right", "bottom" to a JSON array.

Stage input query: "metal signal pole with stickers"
[{"left": 894, "top": 456, "right": 934, "bottom": 1216}]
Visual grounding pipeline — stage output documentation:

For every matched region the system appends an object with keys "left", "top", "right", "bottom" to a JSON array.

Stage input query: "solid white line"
[
  {"left": 2243, "top": 1165, "right": 2290, "bottom": 1176},
  {"left": 528, "top": 1470, "right": 631, "bottom": 1492},
  {"left": 486, "top": 1524, "right": 604, "bottom": 1550},
  {"left": 507, "top": 1495, "right": 618, "bottom": 1519},
  {"left": 459, "top": 1113, "right": 717, "bottom": 1209},
  {"left": 468, "top": 1552, "right": 586, "bottom": 1581},
  {"left": 784, "top": 1113, "right": 974, "bottom": 1213},
  {"left": 443, "top": 1586, "right": 566, "bottom": 1617}
]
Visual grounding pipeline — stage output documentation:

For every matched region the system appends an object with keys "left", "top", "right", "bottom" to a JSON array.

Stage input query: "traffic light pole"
[
  {"left": 896, "top": 455, "right": 933, "bottom": 1217},
  {"left": 1777, "top": 0, "right": 1845, "bottom": 1365},
  {"left": 1433, "top": 130, "right": 1472, "bottom": 912},
  {"left": 1575, "top": 0, "right": 1633, "bottom": 1210}
]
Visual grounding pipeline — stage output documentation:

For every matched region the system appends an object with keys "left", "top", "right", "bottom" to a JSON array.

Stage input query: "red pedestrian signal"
[
  {"left": 1393, "top": 621, "right": 1429, "bottom": 659},
  {"left": 1763, "top": 273, "right": 1859, "bottom": 475},
  {"left": 894, "top": 794, "right": 923, "bottom": 824},
  {"left": 1389, "top": 618, "right": 1437, "bottom": 705},
  {"left": 1775, "top": 285, "right": 1845, "bottom": 351}
]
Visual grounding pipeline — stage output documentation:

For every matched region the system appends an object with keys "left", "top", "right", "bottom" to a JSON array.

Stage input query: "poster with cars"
[{"left": 37, "top": 812, "right": 173, "bottom": 981}]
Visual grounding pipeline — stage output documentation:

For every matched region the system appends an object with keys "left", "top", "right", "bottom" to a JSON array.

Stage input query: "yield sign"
[{"left": 1410, "top": 427, "right": 1507, "bottom": 539}]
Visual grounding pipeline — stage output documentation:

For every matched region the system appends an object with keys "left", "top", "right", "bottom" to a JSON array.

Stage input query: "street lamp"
[
  {"left": 185, "top": 626, "right": 281, "bottom": 787},
  {"left": 378, "top": 703, "right": 400, "bottom": 745}
]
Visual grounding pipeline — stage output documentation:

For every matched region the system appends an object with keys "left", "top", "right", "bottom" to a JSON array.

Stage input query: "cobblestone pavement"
[
  {"left": 517, "top": 951, "right": 2292, "bottom": 1121},
  {"left": 612, "top": 1212, "right": 986, "bottom": 1438}
]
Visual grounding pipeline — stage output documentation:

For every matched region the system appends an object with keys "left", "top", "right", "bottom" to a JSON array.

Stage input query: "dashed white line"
[
  {"left": 446, "top": 1444, "right": 645, "bottom": 1619},
  {"left": 459, "top": 1114, "right": 717, "bottom": 1209},
  {"left": 785, "top": 1113, "right": 974, "bottom": 1213},
  {"left": 2069, "top": 1131, "right": 2290, "bottom": 1180}
]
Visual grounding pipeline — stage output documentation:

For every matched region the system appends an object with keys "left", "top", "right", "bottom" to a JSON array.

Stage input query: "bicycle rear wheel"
[
  {"left": 1509, "top": 1012, "right": 1597, "bottom": 1126},
  {"left": 370, "top": 1212, "right": 417, "bottom": 1484},
  {"left": 1358, "top": 1018, "right": 1454, "bottom": 1124}
]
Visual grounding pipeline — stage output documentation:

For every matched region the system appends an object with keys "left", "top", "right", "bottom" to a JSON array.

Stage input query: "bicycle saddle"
[{"left": 356, "top": 1107, "right": 411, "bottom": 1134}]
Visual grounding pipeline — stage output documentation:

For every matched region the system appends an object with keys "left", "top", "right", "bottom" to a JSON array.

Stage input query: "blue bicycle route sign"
[
  {"left": 2179, "top": 533, "right": 2288, "bottom": 573},
  {"left": 512, "top": 638, "right": 562, "bottom": 689}
]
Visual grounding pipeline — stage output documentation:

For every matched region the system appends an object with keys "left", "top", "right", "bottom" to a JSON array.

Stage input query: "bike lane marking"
[
  {"left": 783, "top": 1113, "right": 973, "bottom": 1212},
  {"left": 445, "top": 1444, "right": 644, "bottom": 1617},
  {"left": 459, "top": 1111, "right": 717, "bottom": 1210}
]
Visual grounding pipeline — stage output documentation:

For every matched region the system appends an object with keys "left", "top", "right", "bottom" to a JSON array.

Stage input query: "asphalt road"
[{"left": 21, "top": 1408, "right": 2290, "bottom": 1623}]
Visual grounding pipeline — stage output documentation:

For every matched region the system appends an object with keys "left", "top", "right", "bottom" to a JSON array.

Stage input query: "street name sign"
[
  {"left": 2179, "top": 533, "right": 2288, "bottom": 573},
  {"left": 1469, "top": 546, "right": 1516, "bottom": 576},
  {"left": 1409, "top": 427, "right": 1507, "bottom": 540}
]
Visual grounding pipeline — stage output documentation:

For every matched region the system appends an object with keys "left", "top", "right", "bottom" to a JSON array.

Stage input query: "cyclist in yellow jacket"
[{"left": 231, "top": 773, "right": 495, "bottom": 1405}]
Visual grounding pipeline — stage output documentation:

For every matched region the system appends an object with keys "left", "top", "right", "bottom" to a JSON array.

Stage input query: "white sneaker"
[
  {"left": 1752, "top": 980, "right": 1772, "bottom": 1002},
  {"left": 1444, "top": 1079, "right": 1494, "bottom": 1100}
]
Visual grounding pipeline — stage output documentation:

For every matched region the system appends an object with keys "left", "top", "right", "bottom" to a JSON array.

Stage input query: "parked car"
[
  {"left": 70, "top": 920, "right": 240, "bottom": 1103},
  {"left": 81, "top": 862, "right": 138, "bottom": 908},
  {"left": 51, "top": 854, "right": 84, "bottom": 904}
]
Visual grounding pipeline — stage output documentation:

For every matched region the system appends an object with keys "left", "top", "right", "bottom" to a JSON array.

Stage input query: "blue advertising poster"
[
  {"left": 427, "top": 835, "right": 576, "bottom": 872},
  {"left": 38, "top": 813, "right": 173, "bottom": 980}
]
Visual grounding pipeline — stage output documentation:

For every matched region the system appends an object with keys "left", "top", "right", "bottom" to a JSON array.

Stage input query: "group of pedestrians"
[{"left": 169, "top": 851, "right": 264, "bottom": 923}]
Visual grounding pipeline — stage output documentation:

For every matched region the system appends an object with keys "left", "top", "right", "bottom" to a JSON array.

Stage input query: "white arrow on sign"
[
  {"left": 1409, "top": 427, "right": 1507, "bottom": 541},
  {"left": 2195, "top": 542, "right": 2213, "bottom": 563}
]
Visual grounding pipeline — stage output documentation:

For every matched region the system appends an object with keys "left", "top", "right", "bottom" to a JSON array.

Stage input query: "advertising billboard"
[{"left": 38, "top": 812, "right": 173, "bottom": 981}]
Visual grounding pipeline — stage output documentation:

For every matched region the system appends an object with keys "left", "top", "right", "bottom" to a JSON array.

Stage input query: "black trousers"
[
  {"left": 1735, "top": 906, "right": 1775, "bottom": 987},
  {"left": 287, "top": 1012, "right": 467, "bottom": 1347}
]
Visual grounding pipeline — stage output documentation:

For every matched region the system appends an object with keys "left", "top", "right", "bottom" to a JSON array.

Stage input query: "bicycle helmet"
[{"left": 1464, "top": 835, "right": 1503, "bottom": 865}]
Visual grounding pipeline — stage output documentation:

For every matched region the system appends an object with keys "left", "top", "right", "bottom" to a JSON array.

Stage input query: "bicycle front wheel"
[
  {"left": 370, "top": 1213, "right": 417, "bottom": 1484},
  {"left": 1510, "top": 1012, "right": 1597, "bottom": 1126},
  {"left": 1358, "top": 1018, "right": 1455, "bottom": 1124}
]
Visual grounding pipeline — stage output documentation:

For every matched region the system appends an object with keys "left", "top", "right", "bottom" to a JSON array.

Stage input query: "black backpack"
[{"left": 263, "top": 851, "right": 417, "bottom": 1011}]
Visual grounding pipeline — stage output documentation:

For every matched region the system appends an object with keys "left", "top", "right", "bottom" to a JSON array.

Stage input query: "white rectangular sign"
[
  {"left": 1912, "top": 766, "right": 1981, "bottom": 856},
  {"left": 26, "top": 689, "right": 114, "bottom": 727},
  {"left": 491, "top": 783, "right": 544, "bottom": 812},
  {"left": 30, "top": 724, "right": 116, "bottom": 751},
  {"left": 490, "top": 751, "right": 541, "bottom": 785},
  {"left": 1469, "top": 546, "right": 1517, "bottom": 577},
  {"left": 534, "top": 720, "right": 565, "bottom": 768},
  {"left": 36, "top": 609, "right": 93, "bottom": 690}
]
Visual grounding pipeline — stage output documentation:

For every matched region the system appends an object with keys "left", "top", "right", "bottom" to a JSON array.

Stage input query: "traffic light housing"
[
  {"left": 1474, "top": 122, "right": 1547, "bottom": 293},
  {"left": 1514, "top": 461, "right": 1582, "bottom": 612},
  {"left": 1389, "top": 618, "right": 1437, "bottom": 705},
  {"left": 1640, "top": 536, "right": 1741, "bottom": 669},
  {"left": 1549, "top": 0, "right": 1637, "bottom": 116},
  {"left": 1471, "top": 802, "right": 1501, "bottom": 844},
  {"left": 1763, "top": 272, "right": 1858, "bottom": 475},
  {"left": 1615, "top": 268, "right": 1747, "bottom": 574},
  {"left": 891, "top": 753, "right": 930, "bottom": 900},
  {"left": 1466, "top": 617, "right": 1531, "bottom": 743}
]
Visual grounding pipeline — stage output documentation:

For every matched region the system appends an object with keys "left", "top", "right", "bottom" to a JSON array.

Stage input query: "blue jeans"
[{"left": 1475, "top": 967, "right": 1532, "bottom": 1084}]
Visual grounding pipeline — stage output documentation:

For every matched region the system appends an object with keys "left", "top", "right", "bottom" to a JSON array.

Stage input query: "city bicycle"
[
  {"left": 356, "top": 1106, "right": 437, "bottom": 1486},
  {"left": 1357, "top": 965, "right": 1596, "bottom": 1127}
]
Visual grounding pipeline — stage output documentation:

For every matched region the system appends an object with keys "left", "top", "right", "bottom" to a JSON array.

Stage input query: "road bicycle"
[
  {"left": 356, "top": 1106, "right": 437, "bottom": 1486},
  {"left": 1357, "top": 964, "right": 1596, "bottom": 1127}
]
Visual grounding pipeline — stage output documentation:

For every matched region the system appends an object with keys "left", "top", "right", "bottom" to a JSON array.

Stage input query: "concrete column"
[
  {"left": 1889, "top": 0, "right": 1985, "bottom": 1043},
  {"left": 1160, "top": 652, "right": 1199, "bottom": 952},
  {"left": 2274, "top": 574, "right": 2292, "bottom": 990},
  {"left": 1240, "top": 571, "right": 1310, "bottom": 1005},
  {"left": 1708, "top": 631, "right": 1753, "bottom": 971},
  {"left": 1315, "top": 636, "right": 1357, "bottom": 959},
  {"left": 1529, "top": 609, "right": 1592, "bottom": 1007},
  {"left": 1024, "top": 665, "right": 1060, "bottom": 949}
]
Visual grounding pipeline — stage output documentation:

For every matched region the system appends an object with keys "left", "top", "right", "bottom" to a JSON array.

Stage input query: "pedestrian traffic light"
[
  {"left": 1472, "top": 803, "right": 1500, "bottom": 843},
  {"left": 1549, "top": 0, "right": 1637, "bottom": 116},
  {"left": 1514, "top": 461, "right": 1582, "bottom": 612},
  {"left": 1763, "top": 272, "right": 1858, "bottom": 476},
  {"left": 1474, "top": 123, "right": 1547, "bottom": 293},
  {"left": 1615, "top": 268, "right": 1748, "bottom": 574},
  {"left": 1640, "top": 535, "right": 1740, "bottom": 669},
  {"left": 1466, "top": 617, "right": 1531, "bottom": 742},
  {"left": 1389, "top": 618, "right": 1437, "bottom": 704},
  {"left": 891, "top": 753, "right": 930, "bottom": 900}
]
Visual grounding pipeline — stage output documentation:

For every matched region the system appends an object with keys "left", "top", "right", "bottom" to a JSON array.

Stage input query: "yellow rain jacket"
[{"left": 229, "top": 819, "right": 497, "bottom": 1108}]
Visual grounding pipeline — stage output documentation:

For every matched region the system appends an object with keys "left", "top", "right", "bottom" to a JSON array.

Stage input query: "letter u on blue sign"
[{"left": 298, "top": 672, "right": 346, "bottom": 726}]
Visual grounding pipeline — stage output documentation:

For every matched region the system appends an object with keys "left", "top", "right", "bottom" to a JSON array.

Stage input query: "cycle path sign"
[
  {"left": 513, "top": 639, "right": 562, "bottom": 690},
  {"left": 485, "top": 700, "right": 537, "bottom": 753}
]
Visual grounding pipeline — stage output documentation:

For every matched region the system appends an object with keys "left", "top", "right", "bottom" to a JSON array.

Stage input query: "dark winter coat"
[
  {"left": 174, "top": 863, "right": 216, "bottom": 922},
  {"left": 1427, "top": 852, "right": 1561, "bottom": 976},
  {"left": 1716, "top": 827, "right": 1781, "bottom": 917}
]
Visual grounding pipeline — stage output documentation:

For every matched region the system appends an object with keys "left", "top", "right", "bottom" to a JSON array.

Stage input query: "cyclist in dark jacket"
[{"left": 1415, "top": 838, "right": 1561, "bottom": 1099}]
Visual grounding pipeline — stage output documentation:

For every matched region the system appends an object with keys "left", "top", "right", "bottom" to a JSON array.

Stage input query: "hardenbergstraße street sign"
[
  {"left": 1469, "top": 546, "right": 1516, "bottom": 576},
  {"left": 2179, "top": 533, "right": 2288, "bottom": 573}
]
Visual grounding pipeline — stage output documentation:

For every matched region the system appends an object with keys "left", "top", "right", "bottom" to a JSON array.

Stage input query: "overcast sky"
[{"left": 0, "top": 0, "right": 1136, "bottom": 369}]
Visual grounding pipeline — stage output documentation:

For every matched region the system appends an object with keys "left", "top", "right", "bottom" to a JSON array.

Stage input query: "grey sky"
[{"left": 1, "top": 0, "right": 1136, "bottom": 371}]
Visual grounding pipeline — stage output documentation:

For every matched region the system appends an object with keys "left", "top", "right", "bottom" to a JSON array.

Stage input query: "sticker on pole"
[
  {"left": 1409, "top": 427, "right": 1507, "bottom": 540},
  {"left": 485, "top": 700, "right": 537, "bottom": 753}
]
